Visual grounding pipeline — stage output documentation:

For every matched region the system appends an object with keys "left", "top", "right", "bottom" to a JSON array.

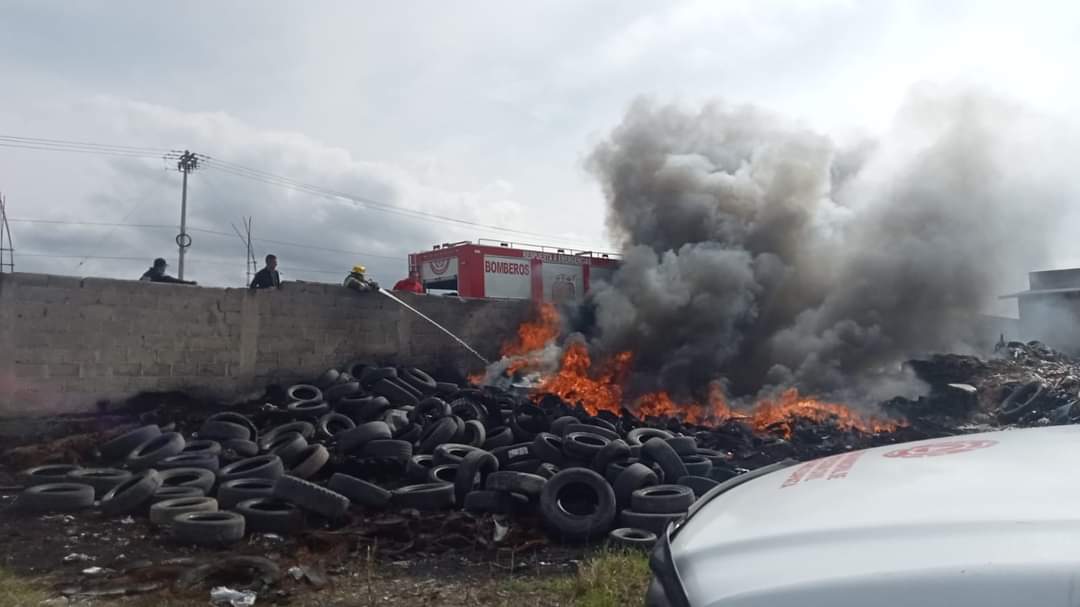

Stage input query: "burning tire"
[
  {"left": 631, "top": 484, "right": 695, "bottom": 514},
  {"left": 217, "top": 478, "right": 275, "bottom": 510},
  {"left": 613, "top": 463, "right": 659, "bottom": 510},
  {"left": 126, "top": 432, "right": 186, "bottom": 470},
  {"left": 218, "top": 455, "right": 286, "bottom": 484},
  {"left": 392, "top": 482, "right": 456, "bottom": 510},
  {"left": 173, "top": 511, "right": 245, "bottom": 545},
  {"left": 17, "top": 483, "right": 95, "bottom": 513},
  {"left": 100, "top": 470, "right": 162, "bottom": 516},
  {"left": 235, "top": 498, "right": 304, "bottom": 534},
  {"left": 328, "top": 473, "right": 391, "bottom": 508},
  {"left": 273, "top": 475, "right": 350, "bottom": 520},
  {"left": 539, "top": 468, "right": 617, "bottom": 542},
  {"left": 642, "top": 438, "right": 688, "bottom": 482},
  {"left": 100, "top": 425, "right": 161, "bottom": 461},
  {"left": 608, "top": 527, "right": 657, "bottom": 550},
  {"left": 149, "top": 496, "right": 218, "bottom": 526}
]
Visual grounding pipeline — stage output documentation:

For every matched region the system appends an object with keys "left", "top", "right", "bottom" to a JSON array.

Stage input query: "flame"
[
  {"left": 748, "top": 388, "right": 902, "bottom": 438},
  {"left": 537, "top": 343, "right": 628, "bottom": 415},
  {"left": 502, "top": 303, "right": 560, "bottom": 376}
]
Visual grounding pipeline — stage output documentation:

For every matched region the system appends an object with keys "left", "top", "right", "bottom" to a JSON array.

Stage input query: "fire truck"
[{"left": 408, "top": 240, "right": 621, "bottom": 302}]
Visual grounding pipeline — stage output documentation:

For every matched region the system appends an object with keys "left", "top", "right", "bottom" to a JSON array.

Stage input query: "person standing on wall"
[
  {"left": 140, "top": 257, "right": 196, "bottom": 285},
  {"left": 250, "top": 254, "right": 282, "bottom": 289}
]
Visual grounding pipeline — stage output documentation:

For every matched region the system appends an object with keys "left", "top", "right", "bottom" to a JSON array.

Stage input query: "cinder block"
[
  {"left": 49, "top": 363, "right": 79, "bottom": 377},
  {"left": 198, "top": 362, "right": 228, "bottom": 377},
  {"left": 141, "top": 362, "right": 171, "bottom": 377},
  {"left": 14, "top": 363, "right": 47, "bottom": 378},
  {"left": 172, "top": 362, "right": 197, "bottom": 376},
  {"left": 113, "top": 362, "right": 141, "bottom": 377}
]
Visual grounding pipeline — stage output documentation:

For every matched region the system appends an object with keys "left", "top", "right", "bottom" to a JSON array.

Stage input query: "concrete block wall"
[{"left": 0, "top": 272, "right": 530, "bottom": 416}]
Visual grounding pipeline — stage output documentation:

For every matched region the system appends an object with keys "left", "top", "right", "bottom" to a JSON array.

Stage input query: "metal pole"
[{"left": 178, "top": 167, "right": 189, "bottom": 280}]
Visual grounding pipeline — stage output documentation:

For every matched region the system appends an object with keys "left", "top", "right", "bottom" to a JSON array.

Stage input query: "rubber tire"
[
  {"left": 337, "top": 421, "right": 392, "bottom": 454},
  {"left": 373, "top": 378, "right": 420, "bottom": 407},
  {"left": 627, "top": 428, "right": 673, "bottom": 446},
  {"left": 173, "top": 511, "right": 245, "bottom": 545},
  {"left": 222, "top": 439, "right": 259, "bottom": 458},
  {"left": 317, "top": 412, "right": 356, "bottom": 439},
  {"left": 433, "top": 443, "right": 481, "bottom": 466},
  {"left": 360, "top": 366, "right": 397, "bottom": 389},
  {"left": 21, "top": 465, "right": 82, "bottom": 487},
  {"left": 199, "top": 420, "right": 250, "bottom": 441},
  {"left": 100, "top": 425, "right": 161, "bottom": 461},
  {"left": 272, "top": 475, "right": 350, "bottom": 519},
  {"left": 418, "top": 417, "right": 458, "bottom": 454},
  {"left": 483, "top": 427, "right": 514, "bottom": 450},
  {"left": 563, "top": 432, "right": 611, "bottom": 460},
  {"left": 550, "top": 416, "right": 579, "bottom": 437},
  {"left": 392, "top": 482, "right": 455, "bottom": 510},
  {"left": 205, "top": 413, "right": 259, "bottom": 443},
  {"left": 509, "top": 404, "right": 546, "bottom": 442},
  {"left": 286, "top": 400, "right": 331, "bottom": 419},
  {"left": 151, "top": 485, "right": 205, "bottom": 503},
  {"left": 66, "top": 468, "right": 132, "bottom": 498},
  {"left": 407, "top": 455, "right": 436, "bottom": 482},
  {"left": 666, "top": 436, "right": 698, "bottom": 456},
  {"left": 613, "top": 463, "right": 658, "bottom": 510},
  {"left": 563, "top": 423, "right": 619, "bottom": 442},
  {"left": 182, "top": 439, "right": 223, "bottom": 457},
  {"left": 268, "top": 432, "right": 309, "bottom": 466},
  {"left": 681, "top": 455, "right": 712, "bottom": 477},
  {"left": 235, "top": 498, "right": 305, "bottom": 534},
  {"left": 287, "top": 384, "right": 323, "bottom": 403},
  {"left": 218, "top": 455, "right": 285, "bottom": 484},
  {"left": 400, "top": 367, "right": 438, "bottom": 395},
  {"left": 453, "top": 450, "right": 499, "bottom": 505},
  {"left": 289, "top": 444, "right": 329, "bottom": 479},
  {"left": 337, "top": 395, "right": 392, "bottom": 423},
  {"left": 217, "top": 478, "right": 275, "bottom": 510},
  {"left": 325, "top": 381, "right": 362, "bottom": 403},
  {"left": 608, "top": 527, "right": 657, "bottom": 550},
  {"left": 492, "top": 442, "right": 535, "bottom": 467},
  {"left": 642, "top": 438, "right": 688, "bottom": 482},
  {"left": 158, "top": 453, "right": 220, "bottom": 472},
  {"left": 363, "top": 439, "right": 414, "bottom": 463},
  {"left": 411, "top": 397, "right": 452, "bottom": 424},
  {"left": 126, "top": 432, "right": 186, "bottom": 470},
  {"left": 1000, "top": 381, "right": 1045, "bottom": 422},
  {"left": 677, "top": 475, "right": 718, "bottom": 498},
  {"left": 259, "top": 422, "right": 315, "bottom": 449},
  {"left": 328, "top": 473, "right": 391, "bottom": 508},
  {"left": 436, "top": 381, "right": 459, "bottom": 397},
  {"left": 100, "top": 470, "right": 162, "bottom": 515},
  {"left": 619, "top": 509, "right": 684, "bottom": 536},
  {"left": 427, "top": 464, "right": 459, "bottom": 484},
  {"left": 158, "top": 467, "right": 216, "bottom": 493},
  {"left": 531, "top": 433, "right": 568, "bottom": 466},
  {"left": 316, "top": 368, "right": 341, "bottom": 389},
  {"left": 464, "top": 490, "right": 527, "bottom": 514},
  {"left": 539, "top": 468, "right": 617, "bottom": 542},
  {"left": 18, "top": 483, "right": 95, "bottom": 512},
  {"left": 631, "top": 484, "right": 695, "bottom": 514},
  {"left": 710, "top": 466, "right": 739, "bottom": 483},
  {"left": 485, "top": 471, "right": 546, "bottom": 499},
  {"left": 455, "top": 419, "right": 484, "bottom": 447},
  {"left": 592, "top": 439, "right": 631, "bottom": 475},
  {"left": 149, "top": 497, "right": 218, "bottom": 526}
]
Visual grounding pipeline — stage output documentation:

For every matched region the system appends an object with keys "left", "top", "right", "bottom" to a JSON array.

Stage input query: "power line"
[{"left": 0, "top": 135, "right": 170, "bottom": 154}]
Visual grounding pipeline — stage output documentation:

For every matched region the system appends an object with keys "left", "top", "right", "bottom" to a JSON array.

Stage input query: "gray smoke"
[{"left": 586, "top": 89, "right": 1071, "bottom": 404}]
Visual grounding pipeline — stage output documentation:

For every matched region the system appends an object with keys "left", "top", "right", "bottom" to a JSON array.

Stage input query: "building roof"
[{"left": 999, "top": 286, "right": 1080, "bottom": 299}]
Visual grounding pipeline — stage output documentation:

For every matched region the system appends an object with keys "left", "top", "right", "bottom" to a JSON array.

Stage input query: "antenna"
[
  {"left": 0, "top": 192, "right": 13, "bottom": 273},
  {"left": 230, "top": 216, "right": 257, "bottom": 286}
]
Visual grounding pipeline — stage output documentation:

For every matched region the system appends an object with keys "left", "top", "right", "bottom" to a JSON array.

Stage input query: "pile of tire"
[{"left": 13, "top": 363, "right": 743, "bottom": 547}]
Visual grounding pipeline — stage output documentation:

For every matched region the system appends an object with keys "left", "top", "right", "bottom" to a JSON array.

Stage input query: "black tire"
[
  {"left": 101, "top": 470, "right": 162, "bottom": 515},
  {"left": 289, "top": 444, "right": 329, "bottom": 480},
  {"left": 695, "top": 448, "right": 730, "bottom": 469},
  {"left": 1000, "top": 381, "right": 1045, "bottom": 422},
  {"left": 317, "top": 412, "right": 356, "bottom": 440},
  {"left": 550, "top": 416, "right": 579, "bottom": 437},
  {"left": 536, "top": 462, "right": 560, "bottom": 479},
  {"left": 199, "top": 420, "right": 250, "bottom": 441},
  {"left": 159, "top": 467, "right": 216, "bottom": 493},
  {"left": 158, "top": 453, "right": 220, "bottom": 472},
  {"left": 66, "top": 468, "right": 132, "bottom": 498},
  {"left": 222, "top": 439, "right": 259, "bottom": 458},
  {"left": 101, "top": 425, "right": 161, "bottom": 461},
  {"left": 152, "top": 485, "right": 205, "bottom": 503},
  {"left": 325, "top": 381, "right": 362, "bottom": 403},
  {"left": 345, "top": 360, "right": 369, "bottom": 379},
  {"left": 328, "top": 473, "right": 391, "bottom": 508},
  {"left": 182, "top": 439, "right": 223, "bottom": 457},
  {"left": 17, "top": 483, "right": 95, "bottom": 512},
  {"left": 205, "top": 413, "right": 259, "bottom": 443},
  {"left": 454, "top": 449, "right": 499, "bottom": 505},
  {"left": 613, "top": 463, "right": 658, "bottom": 510},
  {"left": 337, "top": 421, "right": 392, "bottom": 454},
  {"left": 127, "top": 432, "right": 186, "bottom": 470},
  {"left": 268, "top": 432, "right": 308, "bottom": 466},
  {"left": 217, "top": 478, "right": 275, "bottom": 510},
  {"left": 676, "top": 475, "right": 718, "bottom": 498},
  {"left": 286, "top": 400, "right": 331, "bottom": 419},
  {"left": 563, "top": 432, "right": 611, "bottom": 460},
  {"left": 149, "top": 496, "right": 218, "bottom": 526},
  {"left": 360, "top": 366, "right": 397, "bottom": 389},
  {"left": 235, "top": 498, "right": 304, "bottom": 534},
  {"left": 592, "top": 439, "right": 630, "bottom": 475},
  {"left": 363, "top": 439, "right": 414, "bottom": 463},
  {"left": 407, "top": 455, "right": 436, "bottom": 482},
  {"left": 259, "top": 422, "right": 315, "bottom": 450},
  {"left": 287, "top": 384, "right": 322, "bottom": 403},
  {"left": 492, "top": 442, "right": 535, "bottom": 467},
  {"left": 531, "top": 433, "right": 568, "bottom": 466},
  {"left": 710, "top": 466, "right": 739, "bottom": 483},
  {"left": 608, "top": 527, "right": 657, "bottom": 550},
  {"left": 462, "top": 420, "right": 486, "bottom": 447},
  {"left": 410, "top": 397, "right": 451, "bottom": 424},
  {"left": 21, "top": 464, "right": 82, "bottom": 487},
  {"left": 631, "top": 484, "right": 695, "bottom": 514},
  {"left": 509, "top": 403, "right": 547, "bottom": 442},
  {"left": 373, "top": 378, "right": 420, "bottom": 406},
  {"left": 433, "top": 443, "right": 481, "bottom": 466},
  {"left": 218, "top": 455, "right": 285, "bottom": 484},
  {"left": 539, "top": 468, "right": 617, "bottom": 542},
  {"left": 337, "top": 396, "right": 391, "bottom": 423},
  {"left": 418, "top": 417, "right": 458, "bottom": 454},
  {"left": 394, "top": 422, "right": 423, "bottom": 443},
  {"left": 485, "top": 471, "right": 546, "bottom": 499},
  {"left": 666, "top": 436, "right": 698, "bottom": 456},
  {"left": 619, "top": 509, "right": 684, "bottom": 536},
  {"left": 436, "top": 381, "right": 460, "bottom": 397},
  {"left": 483, "top": 426, "right": 514, "bottom": 450},
  {"left": 606, "top": 460, "right": 631, "bottom": 484},
  {"left": 506, "top": 458, "right": 541, "bottom": 473},
  {"left": 400, "top": 367, "right": 438, "bottom": 395},
  {"left": 450, "top": 398, "right": 485, "bottom": 422},
  {"left": 627, "top": 428, "right": 673, "bottom": 446},
  {"left": 173, "top": 511, "right": 245, "bottom": 545},
  {"left": 642, "top": 438, "right": 688, "bottom": 482},
  {"left": 272, "top": 475, "right": 350, "bottom": 519},
  {"left": 392, "top": 482, "right": 455, "bottom": 510},
  {"left": 316, "top": 368, "right": 341, "bottom": 389},
  {"left": 563, "top": 423, "right": 619, "bottom": 442},
  {"left": 428, "top": 464, "right": 459, "bottom": 484},
  {"left": 680, "top": 455, "right": 712, "bottom": 477},
  {"left": 464, "top": 490, "right": 527, "bottom": 514}
]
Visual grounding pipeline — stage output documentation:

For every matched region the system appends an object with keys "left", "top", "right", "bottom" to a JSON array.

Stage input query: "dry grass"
[
  {"left": 504, "top": 548, "right": 652, "bottom": 607},
  {"left": 0, "top": 568, "right": 49, "bottom": 607}
]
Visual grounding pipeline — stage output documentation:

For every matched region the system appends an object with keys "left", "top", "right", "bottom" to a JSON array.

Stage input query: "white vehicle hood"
[{"left": 670, "top": 426, "right": 1080, "bottom": 607}]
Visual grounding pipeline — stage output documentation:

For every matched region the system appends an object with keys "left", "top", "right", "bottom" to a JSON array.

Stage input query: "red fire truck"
[{"left": 408, "top": 240, "right": 621, "bottom": 302}]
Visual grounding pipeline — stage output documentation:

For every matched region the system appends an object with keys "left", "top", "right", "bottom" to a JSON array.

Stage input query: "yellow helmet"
[{"left": 352, "top": 265, "right": 366, "bottom": 274}]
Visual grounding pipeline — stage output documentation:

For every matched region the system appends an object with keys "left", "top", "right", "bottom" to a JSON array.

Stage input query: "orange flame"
[
  {"left": 537, "top": 343, "right": 628, "bottom": 415},
  {"left": 748, "top": 388, "right": 902, "bottom": 437},
  {"left": 502, "top": 303, "right": 561, "bottom": 376}
]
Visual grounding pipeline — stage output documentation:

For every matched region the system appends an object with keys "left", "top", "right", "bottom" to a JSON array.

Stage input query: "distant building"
[{"left": 1001, "top": 268, "right": 1080, "bottom": 352}]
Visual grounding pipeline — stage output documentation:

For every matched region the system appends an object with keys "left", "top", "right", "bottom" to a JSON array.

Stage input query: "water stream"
[{"left": 377, "top": 288, "right": 491, "bottom": 366}]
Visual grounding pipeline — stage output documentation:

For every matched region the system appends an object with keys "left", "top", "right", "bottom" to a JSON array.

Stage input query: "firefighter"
[
  {"left": 392, "top": 269, "right": 425, "bottom": 294},
  {"left": 140, "top": 257, "right": 196, "bottom": 285},
  {"left": 344, "top": 265, "right": 379, "bottom": 292}
]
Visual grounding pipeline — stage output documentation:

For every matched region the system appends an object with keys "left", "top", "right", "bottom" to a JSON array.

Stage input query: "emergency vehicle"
[{"left": 408, "top": 240, "right": 620, "bottom": 302}]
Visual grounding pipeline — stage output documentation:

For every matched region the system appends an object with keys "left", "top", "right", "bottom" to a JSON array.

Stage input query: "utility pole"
[
  {"left": 0, "top": 192, "right": 13, "bottom": 273},
  {"left": 175, "top": 151, "right": 199, "bottom": 280}
]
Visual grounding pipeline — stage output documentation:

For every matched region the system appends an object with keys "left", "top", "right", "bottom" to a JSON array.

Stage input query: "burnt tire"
[
  {"left": 272, "top": 475, "right": 350, "bottom": 519},
  {"left": 159, "top": 467, "right": 216, "bottom": 493},
  {"left": 158, "top": 453, "right": 220, "bottom": 473},
  {"left": 454, "top": 449, "right": 499, "bottom": 505},
  {"left": 217, "top": 478, "right": 275, "bottom": 510},
  {"left": 1000, "top": 381, "right": 1045, "bottom": 422},
  {"left": 680, "top": 455, "right": 712, "bottom": 477},
  {"left": 642, "top": 438, "right": 688, "bottom": 482},
  {"left": 631, "top": 484, "right": 695, "bottom": 514},
  {"left": 286, "top": 384, "right": 322, "bottom": 403},
  {"left": 627, "top": 428, "right": 673, "bottom": 446},
  {"left": 531, "top": 433, "right": 568, "bottom": 467},
  {"left": 100, "top": 470, "right": 162, "bottom": 515},
  {"left": 373, "top": 378, "right": 420, "bottom": 407},
  {"left": 173, "top": 511, "right": 245, "bottom": 545},
  {"left": 619, "top": 509, "right": 684, "bottom": 536},
  {"left": 613, "top": 463, "right": 659, "bottom": 510},
  {"left": 17, "top": 483, "right": 95, "bottom": 512},
  {"left": 482, "top": 427, "right": 514, "bottom": 450},
  {"left": 328, "top": 473, "right": 391, "bottom": 508},
  {"left": 539, "top": 468, "right": 617, "bottom": 542},
  {"left": 317, "top": 412, "right": 356, "bottom": 440},
  {"left": 608, "top": 527, "right": 657, "bottom": 550},
  {"left": 592, "top": 439, "right": 631, "bottom": 475},
  {"left": 101, "top": 425, "right": 161, "bottom": 461},
  {"left": 337, "top": 421, "right": 392, "bottom": 454},
  {"left": 563, "top": 432, "right": 611, "bottom": 460},
  {"left": 235, "top": 498, "right": 305, "bottom": 534},
  {"left": 218, "top": 455, "right": 285, "bottom": 484},
  {"left": 127, "top": 432, "right": 186, "bottom": 470},
  {"left": 21, "top": 464, "right": 81, "bottom": 487},
  {"left": 485, "top": 471, "right": 546, "bottom": 499},
  {"left": 392, "top": 482, "right": 455, "bottom": 510},
  {"left": 66, "top": 468, "right": 132, "bottom": 498},
  {"left": 199, "top": 420, "right": 251, "bottom": 442},
  {"left": 677, "top": 475, "right": 718, "bottom": 498},
  {"left": 149, "top": 496, "right": 218, "bottom": 526},
  {"left": 289, "top": 444, "right": 329, "bottom": 480},
  {"left": 464, "top": 490, "right": 528, "bottom": 514}
]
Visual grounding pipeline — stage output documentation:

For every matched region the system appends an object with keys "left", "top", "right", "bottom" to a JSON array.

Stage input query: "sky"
[{"left": 1, "top": 0, "right": 1079, "bottom": 296}]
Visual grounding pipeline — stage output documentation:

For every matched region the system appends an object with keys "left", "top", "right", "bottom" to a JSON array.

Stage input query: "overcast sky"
[{"left": 2, "top": 0, "right": 1079, "bottom": 291}]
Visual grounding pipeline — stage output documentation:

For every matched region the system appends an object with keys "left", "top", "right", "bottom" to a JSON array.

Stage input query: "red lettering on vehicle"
[
  {"left": 484, "top": 260, "right": 530, "bottom": 275},
  {"left": 883, "top": 440, "right": 997, "bottom": 459},
  {"left": 781, "top": 451, "right": 864, "bottom": 487}
]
